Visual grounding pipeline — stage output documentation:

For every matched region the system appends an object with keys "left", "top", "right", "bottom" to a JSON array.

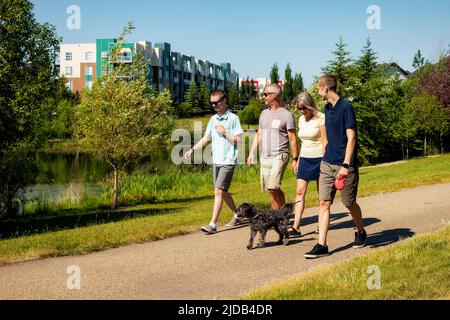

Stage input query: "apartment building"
[
  {"left": 59, "top": 39, "right": 239, "bottom": 103},
  {"left": 59, "top": 43, "right": 97, "bottom": 93}
]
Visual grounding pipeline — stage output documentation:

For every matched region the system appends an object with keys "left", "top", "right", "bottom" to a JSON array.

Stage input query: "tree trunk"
[
  {"left": 406, "top": 141, "right": 410, "bottom": 160},
  {"left": 440, "top": 133, "right": 444, "bottom": 154},
  {"left": 112, "top": 167, "right": 118, "bottom": 210},
  {"left": 401, "top": 142, "right": 405, "bottom": 160},
  {"left": 424, "top": 134, "right": 427, "bottom": 156}
]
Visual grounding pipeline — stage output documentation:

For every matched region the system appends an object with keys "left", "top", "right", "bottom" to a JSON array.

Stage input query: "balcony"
[{"left": 113, "top": 54, "right": 132, "bottom": 63}]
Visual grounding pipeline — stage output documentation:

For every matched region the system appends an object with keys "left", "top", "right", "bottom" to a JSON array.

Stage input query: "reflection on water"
[{"left": 26, "top": 148, "right": 172, "bottom": 205}]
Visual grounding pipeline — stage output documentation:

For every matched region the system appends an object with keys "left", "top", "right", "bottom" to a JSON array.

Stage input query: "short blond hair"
[{"left": 318, "top": 75, "right": 337, "bottom": 92}]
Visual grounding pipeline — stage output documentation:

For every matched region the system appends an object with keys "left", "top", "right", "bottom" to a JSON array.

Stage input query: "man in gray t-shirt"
[
  {"left": 247, "top": 84, "right": 299, "bottom": 209},
  {"left": 259, "top": 107, "right": 296, "bottom": 157}
]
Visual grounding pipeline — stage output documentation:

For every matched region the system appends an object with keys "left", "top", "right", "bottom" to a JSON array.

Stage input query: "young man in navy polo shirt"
[{"left": 304, "top": 75, "right": 367, "bottom": 259}]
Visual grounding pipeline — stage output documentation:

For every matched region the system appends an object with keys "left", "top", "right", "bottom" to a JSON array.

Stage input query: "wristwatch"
[
  {"left": 293, "top": 157, "right": 299, "bottom": 161},
  {"left": 343, "top": 163, "right": 350, "bottom": 169}
]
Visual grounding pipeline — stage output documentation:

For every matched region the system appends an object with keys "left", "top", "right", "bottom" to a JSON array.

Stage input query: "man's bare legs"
[
  {"left": 268, "top": 189, "right": 286, "bottom": 209},
  {"left": 347, "top": 202, "right": 363, "bottom": 231},
  {"left": 210, "top": 188, "right": 237, "bottom": 225},
  {"left": 318, "top": 200, "right": 332, "bottom": 246}
]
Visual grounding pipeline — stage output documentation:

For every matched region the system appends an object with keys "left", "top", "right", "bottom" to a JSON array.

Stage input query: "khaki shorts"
[
  {"left": 318, "top": 161, "right": 359, "bottom": 207},
  {"left": 260, "top": 153, "right": 290, "bottom": 192}
]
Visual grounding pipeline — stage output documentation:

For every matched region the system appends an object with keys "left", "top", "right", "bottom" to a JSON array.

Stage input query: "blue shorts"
[{"left": 297, "top": 157, "right": 322, "bottom": 181}]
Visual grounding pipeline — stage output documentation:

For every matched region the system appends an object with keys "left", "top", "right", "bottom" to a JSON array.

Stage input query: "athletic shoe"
[
  {"left": 226, "top": 217, "right": 241, "bottom": 227},
  {"left": 201, "top": 224, "right": 217, "bottom": 234},
  {"left": 304, "top": 243, "right": 330, "bottom": 259},
  {"left": 353, "top": 229, "right": 367, "bottom": 248}
]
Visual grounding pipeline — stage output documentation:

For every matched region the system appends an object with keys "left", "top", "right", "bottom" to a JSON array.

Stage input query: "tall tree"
[
  {"left": 199, "top": 80, "right": 211, "bottom": 113},
  {"left": 283, "top": 63, "right": 294, "bottom": 102},
  {"left": 293, "top": 73, "right": 304, "bottom": 95},
  {"left": 185, "top": 82, "right": 201, "bottom": 114},
  {"left": 407, "top": 93, "right": 449, "bottom": 156},
  {"left": 270, "top": 63, "right": 279, "bottom": 85},
  {"left": 0, "top": 0, "right": 60, "bottom": 218},
  {"left": 227, "top": 83, "right": 239, "bottom": 108},
  {"left": 322, "top": 36, "right": 353, "bottom": 93},
  {"left": 249, "top": 79, "right": 256, "bottom": 98},
  {"left": 356, "top": 38, "right": 378, "bottom": 83},
  {"left": 412, "top": 49, "right": 425, "bottom": 70},
  {"left": 75, "top": 23, "right": 174, "bottom": 209}
]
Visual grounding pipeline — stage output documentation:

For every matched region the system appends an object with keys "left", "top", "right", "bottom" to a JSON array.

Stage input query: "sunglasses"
[
  {"left": 264, "top": 92, "right": 275, "bottom": 97},
  {"left": 211, "top": 95, "right": 225, "bottom": 105}
]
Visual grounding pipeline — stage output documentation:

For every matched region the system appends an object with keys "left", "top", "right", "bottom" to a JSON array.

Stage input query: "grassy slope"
[{"left": 242, "top": 226, "right": 450, "bottom": 300}]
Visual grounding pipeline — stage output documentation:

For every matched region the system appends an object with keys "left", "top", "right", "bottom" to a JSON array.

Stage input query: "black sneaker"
[
  {"left": 353, "top": 229, "right": 367, "bottom": 248},
  {"left": 304, "top": 243, "right": 330, "bottom": 259}
]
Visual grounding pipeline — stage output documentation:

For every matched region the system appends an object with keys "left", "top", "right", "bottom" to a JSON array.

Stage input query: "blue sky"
[{"left": 32, "top": 0, "right": 450, "bottom": 87}]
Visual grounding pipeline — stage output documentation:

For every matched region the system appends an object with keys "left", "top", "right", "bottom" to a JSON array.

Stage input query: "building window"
[
  {"left": 65, "top": 67, "right": 72, "bottom": 76},
  {"left": 101, "top": 66, "right": 108, "bottom": 75},
  {"left": 85, "top": 80, "right": 93, "bottom": 89},
  {"left": 101, "top": 51, "right": 108, "bottom": 58},
  {"left": 85, "top": 52, "right": 93, "bottom": 60},
  {"left": 65, "top": 52, "right": 72, "bottom": 61},
  {"left": 85, "top": 66, "right": 93, "bottom": 76},
  {"left": 67, "top": 80, "right": 73, "bottom": 92}
]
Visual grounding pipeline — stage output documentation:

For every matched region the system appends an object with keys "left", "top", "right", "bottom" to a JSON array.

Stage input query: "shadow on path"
[
  {"left": 0, "top": 207, "right": 181, "bottom": 239},
  {"left": 330, "top": 227, "right": 415, "bottom": 255}
]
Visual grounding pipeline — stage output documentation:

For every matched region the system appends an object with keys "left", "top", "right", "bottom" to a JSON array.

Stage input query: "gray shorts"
[
  {"left": 318, "top": 161, "right": 359, "bottom": 207},
  {"left": 213, "top": 165, "right": 235, "bottom": 192}
]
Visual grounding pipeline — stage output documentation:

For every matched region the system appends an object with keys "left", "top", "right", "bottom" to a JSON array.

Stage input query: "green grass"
[
  {"left": 1, "top": 154, "right": 450, "bottom": 265},
  {"left": 241, "top": 225, "right": 450, "bottom": 300}
]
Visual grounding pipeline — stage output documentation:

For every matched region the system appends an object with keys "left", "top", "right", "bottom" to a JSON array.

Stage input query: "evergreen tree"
[
  {"left": 356, "top": 38, "right": 378, "bottom": 83},
  {"left": 199, "top": 80, "right": 211, "bottom": 113},
  {"left": 270, "top": 63, "right": 279, "bottom": 84},
  {"left": 227, "top": 84, "right": 239, "bottom": 109},
  {"left": 185, "top": 82, "right": 201, "bottom": 114},
  {"left": 412, "top": 49, "right": 425, "bottom": 70},
  {"left": 283, "top": 63, "right": 294, "bottom": 102},
  {"left": 249, "top": 79, "right": 257, "bottom": 98},
  {"left": 239, "top": 80, "right": 247, "bottom": 105},
  {"left": 293, "top": 73, "right": 304, "bottom": 95},
  {"left": 322, "top": 36, "right": 353, "bottom": 93}
]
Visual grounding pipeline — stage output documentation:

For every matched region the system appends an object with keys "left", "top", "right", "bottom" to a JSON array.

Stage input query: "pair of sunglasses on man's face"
[
  {"left": 211, "top": 95, "right": 225, "bottom": 106},
  {"left": 263, "top": 92, "right": 276, "bottom": 97}
]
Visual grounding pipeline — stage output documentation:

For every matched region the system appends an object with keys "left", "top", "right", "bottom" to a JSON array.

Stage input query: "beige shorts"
[
  {"left": 319, "top": 161, "right": 359, "bottom": 207},
  {"left": 260, "top": 153, "right": 290, "bottom": 192}
]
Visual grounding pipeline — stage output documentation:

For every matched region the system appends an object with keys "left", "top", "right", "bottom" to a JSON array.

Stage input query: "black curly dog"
[{"left": 235, "top": 203, "right": 294, "bottom": 250}]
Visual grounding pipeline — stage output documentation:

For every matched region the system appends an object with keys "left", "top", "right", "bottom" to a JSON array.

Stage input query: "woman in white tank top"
[{"left": 290, "top": 92, "right": 327, "bottom": 236}]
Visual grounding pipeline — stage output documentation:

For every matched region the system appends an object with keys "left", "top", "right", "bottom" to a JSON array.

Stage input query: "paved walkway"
[{"left": 1, "top": 183, "right": 449, "bottom": 300}]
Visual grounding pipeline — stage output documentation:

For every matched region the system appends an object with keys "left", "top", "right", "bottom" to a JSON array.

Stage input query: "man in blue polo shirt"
[
  {"left": 304, "top": 75, "right": 367, "bottom": 259},
  {"left": 185, "top": 90, "right": 244, "bottom": 234}
]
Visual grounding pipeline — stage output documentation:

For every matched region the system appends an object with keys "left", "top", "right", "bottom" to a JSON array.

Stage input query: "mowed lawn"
[
  {"left": 0, "top": 154, "right": 450, "bottom": 265},
  {"left": 242, "top": 225, "right": 450, "bottom": 300}
]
